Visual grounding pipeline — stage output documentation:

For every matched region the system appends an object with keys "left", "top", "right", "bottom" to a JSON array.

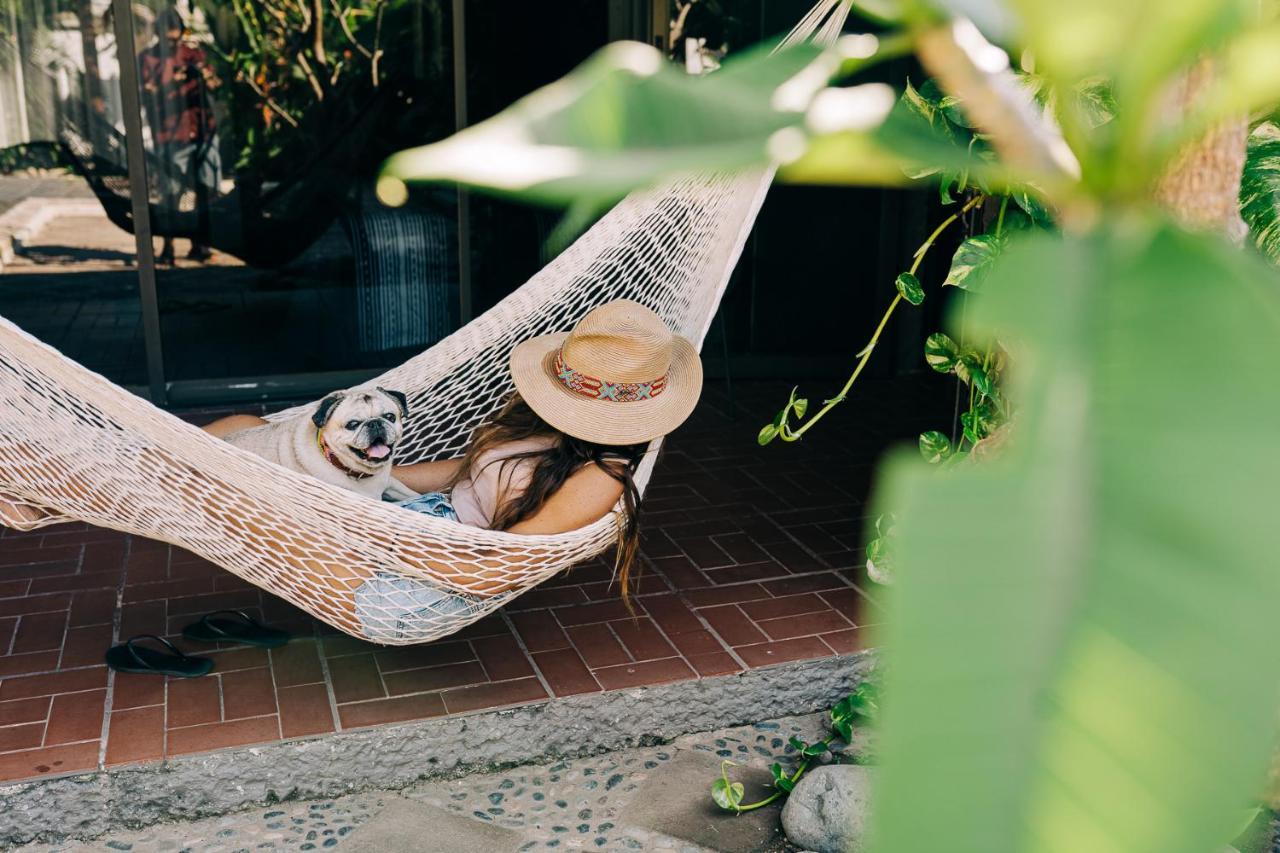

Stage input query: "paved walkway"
[
  {"left": 18, "top": 710, "right": 862, "bottom": 852},
  {"left": 0, "top": 174, "right": 93, "bottom": 216}
]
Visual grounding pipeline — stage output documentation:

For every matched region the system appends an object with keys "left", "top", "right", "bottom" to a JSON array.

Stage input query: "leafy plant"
[
  {"left": 710, "top": 682, "right": 879, "bottom": 814},
  {"left": 380, "top": 3, "right": 1280, "bottom": 852}
]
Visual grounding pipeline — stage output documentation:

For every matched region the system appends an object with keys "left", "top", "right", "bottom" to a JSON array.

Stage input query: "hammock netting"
[{"left": 0, "top": 0, "right": 850, "bottom": 645}]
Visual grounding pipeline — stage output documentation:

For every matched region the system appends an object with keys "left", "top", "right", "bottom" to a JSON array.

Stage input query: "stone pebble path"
[{"left": 19, "top": 711, "right": 870, "bottom": 853}]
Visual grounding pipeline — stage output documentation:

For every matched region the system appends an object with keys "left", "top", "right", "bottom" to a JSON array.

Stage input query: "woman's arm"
[
  {"left": 507, "top": 463, "right": 624, "bottom": 535},
  {"left": 393, "top": 458, "right": 466, "bottom": 494}
]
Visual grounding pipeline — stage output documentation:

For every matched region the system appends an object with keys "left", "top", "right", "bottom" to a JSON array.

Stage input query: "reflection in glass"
[
  {"left": 0, "top": 0, "right": 148, "bottom": 387},
  {"left": 139, "top": 0, "right": 462, "bottom": 383}
]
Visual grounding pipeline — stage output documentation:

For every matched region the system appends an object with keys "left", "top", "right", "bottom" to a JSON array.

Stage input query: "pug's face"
[{"left": 312, "top": 387, "right": 409, "bottom": 474}]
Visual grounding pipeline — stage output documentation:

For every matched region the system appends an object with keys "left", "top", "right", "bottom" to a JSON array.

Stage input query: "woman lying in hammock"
[{"left": 196, "top": 299, "right": 703, "bottom": 642}]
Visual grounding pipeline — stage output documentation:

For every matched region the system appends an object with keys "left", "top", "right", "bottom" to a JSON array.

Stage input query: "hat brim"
[{"left": 509, "top": 332, "right": 703, "bottom": 446}]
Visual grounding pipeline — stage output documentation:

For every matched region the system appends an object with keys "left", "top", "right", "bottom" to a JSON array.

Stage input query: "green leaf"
[
  {"left": 792, "top": 398, "right": 809, "bottom": 419},
  {"left": 944, "top": 234, "right": 1005, "bottom": 293},
  {"left": 769, "top": 762, "right": 797, "bottom": 793},
  {"left": 895, "top": 272, "right": 926, "bottom": 305},
  {"left": 801, "top": 741, "right": 828, "bottom": 757},
  {"left": 381, "top": 40, "right": 830, "bottom": 206},
  {"left": 1072, "top": 77, "right": 1117, "bottom": 130},
  {"left": 788, "top": 736, "right": 807, "bottom": 752},
  {"left": 757, "top": 423, "right": 780, "bottom": 446},
  {"left": 1239, "top": 126, "right": 1280, "bottom": 265},
  {"left": 924, "top": 333, "right": 960, "bottom": 373},
  {"left": 832, "top": 718, "right": 854, "bottom": 744},
  {"left": 918, "top": 430, "right": 952, "bottom": 464},
  {"left": 710, "top": 776, "right": 745, "bottom": 812},
  {"left": 869, "top": 221, "right": 1280, "bottom": 853}
]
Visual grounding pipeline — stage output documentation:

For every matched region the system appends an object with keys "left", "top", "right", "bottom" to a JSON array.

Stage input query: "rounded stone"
[{"left": 781, "top": 765, "right": 873, "bottom": 853}]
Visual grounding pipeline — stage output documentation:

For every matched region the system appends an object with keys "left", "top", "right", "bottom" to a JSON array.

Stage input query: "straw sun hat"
[{"left": 510, "top": 299, "right": 703, "bottom": 446}]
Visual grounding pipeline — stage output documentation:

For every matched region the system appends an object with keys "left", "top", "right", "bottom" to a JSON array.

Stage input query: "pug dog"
[{"left": 224, "top": 387, "right": 419, "bottom": 502}]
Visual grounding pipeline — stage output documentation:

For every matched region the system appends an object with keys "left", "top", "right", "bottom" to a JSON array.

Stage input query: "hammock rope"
[{"left": 0, "top": 0, "right": 851, "bottom": 645}]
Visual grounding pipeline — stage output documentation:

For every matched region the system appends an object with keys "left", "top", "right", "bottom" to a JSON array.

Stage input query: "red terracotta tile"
[
  {"left": 338, "top": 693, "right": 447, "bottom": 729},
  {"left": 640, "top": 594, "right": 704, "bottom": 635},
  {"left": 166, "top": 590, "right": 260, "bottom": 619},
  {"left": 270, "top": 640, "right": 325, "bottom": 687},
  {"left": 712, "top": 533, "right": 769, "bottom": 564},
  {"left": 166, "top": 715, "right": 280, "bottom": 756},
  {"left": 112, "top": 672, "right": 165, "bottom": 709},
  {"left": 0, "top": 722, "right": 45, "bottom": 751},
  {"left": 0, "top": 544, "right": 81, "bottom": 566},
  {"left": 698, "top": 605, "right": 767, "bottom": 646},
  {"left": 374, "top": 641, "right": 475, "bottom": 673},
  {"left": 0, "top": 593, "right": 71, "bottom": 619},
  {"left": 757, "top": 610, "right": 852, "bottom": 641},
  {"left": 105, "top": 706, "right": 165, "bottom": 765},
  {"left": 60, "top": 624, "right": 116, "bottom": 668},
  {"left": 0, "top": 650, "right": 60, "bottom": 677},
  {"left": 203, "top": 646, "right": 271, "bottom": 673},
  {"left": 28, "top": 569, "right": 124, "bottom": 594},
  {"left": 675, "top": 538, "right": 733, "bottom": 569},
  {"left": 0, "top": 666, "right": 107, "bottom": 701},
  {"left": 505, "top": 585, "right": 589, "bottom": 610},
  {"left": 608, "top": 619, "right": 676, "bottom": 662},
  {"left": 440, "top": 677, "right": 548, "bottom": 714},
  {"left": 117, "top": 601, "right": 167, "bottom": 638},
  {"left": 686, "top": 651, "right": 743, "bottom": 677},
  {"left": 553, "top": 601, "right": 633, "bottom": 627},
  {"left": 45, "top": 689, "right": 106, "bottom": 745},
  {"left": 592, "top": 658, "right": 696, "bottom": 690},
  {"left": 820, "top": 628, "right": 865, "bottom": 655},
  {"left": 472, "top": 635, "right": 536, "bottom": 681},
  {"left": 382, "top": 661, "right": 489, "bottom": 696},
  {"left": 0, "top": 740, "right": 99, "bottom": 783},
  {"left": 122, "top": 578, "right": 217, "bottom": 604},
  {"left": 327, "top": 654, "right": 385, "bottom": 704},
  {"left": 278, "top": 684, "right": 336, "bottom": 739},
  {"left": 69, "top": 589, "right": 118, "bottom": 627},
  {"left": 123, "top": 550, "right": 169, "bottom": 583},
  {"left": 682, "top": 584, "right": 770, "bottom": 607},
  {"left": 509, "top": 610, "right": 570, "bottom": 653},
  {"left": 0, "top": 579, "right": 31, "bottom": 598},
  {"left": 11, "top": 611, "right": 68, "bottom": 653},
  {"left": 565, "top": 624, "right": 630, "bottom": 669},
  {"left": 819, "top": 588, "right": 872, "bottom": 619},
  {"left": 79, "top": 541, "right": 126, "bottom": 573},
  {"left": 321, "top": 634, "right": 384, "bottom": 658},
  {"left": 760, "top": 573, "right": 849, "bottom": 597},
  {"left": 221, "top": 668, "right": 278, "bottom": 720},
  {"left": 167, "top": 557, "right": 222, "bottom": 580},
  {"left": 0, "top": 560, "right": 80, "bottom": 582},
  {"left": 167, "top": 676, "right": 221, "bottom": 729},
  {"left": 647, "top": 555, "right": 707, "bottom": 588},
  {"left": 452, "top": 614, "right": 513, "bottom": 640},
  {"left": 532, "top": 649, "right": 600, "bottom": 697},
  {"left": 735, "top": 637, "right": 834, "bottom": 668},
  {"left": 703, "top": 562, "right": 789, "bottom": 586},
  {"left": 759, "top": 540, "right": 828, "bottom": 574},
  {"left": 665, "top": 628, "right": 727, "bottom": 658},
  {"left": 0, "top": 696, "right": 50, "bottom": 726},
  {"left": 741, "top": 594, "right": 830, "bottom": 622}
]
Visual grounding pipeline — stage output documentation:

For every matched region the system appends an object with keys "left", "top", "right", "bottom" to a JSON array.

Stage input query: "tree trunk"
[{"left": 1152, "top": 58, "right": 1249, "bottom": 242}]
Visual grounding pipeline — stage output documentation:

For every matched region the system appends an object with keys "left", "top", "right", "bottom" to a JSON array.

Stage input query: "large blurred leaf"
[
  {"left": 379, "top": 39, "right": 908, "bottom": 206},
  {"left": 869, "top": 222, "right": 1280, "bottom": 853},
  {"left": 1240, "top": 126, "right": 1280, "bottom": 265}
]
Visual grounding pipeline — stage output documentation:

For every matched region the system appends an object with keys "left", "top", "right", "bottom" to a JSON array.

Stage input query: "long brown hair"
[{"left": 446, "top": 393, "right": 647, "bottom": 600}]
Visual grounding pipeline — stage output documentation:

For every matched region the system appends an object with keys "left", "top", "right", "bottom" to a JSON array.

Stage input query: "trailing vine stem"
[
  {"left": 723, "top": 736, "right": 834, "bottom": 812},
  {"left": 777, "top": 193, "right": 986, "bottom": 442}
]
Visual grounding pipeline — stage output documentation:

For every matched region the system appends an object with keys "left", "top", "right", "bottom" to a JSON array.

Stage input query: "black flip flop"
[
  {"left": 105, "top": 635, "right": 214, "bottom": 678},
  {"left": 181, "top": 610, "right": 291, "bottom": 649}
]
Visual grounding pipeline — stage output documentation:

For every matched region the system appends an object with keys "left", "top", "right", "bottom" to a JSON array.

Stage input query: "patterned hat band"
[{"left": 553, "top": 348, "right": 667, "bottom": 403}]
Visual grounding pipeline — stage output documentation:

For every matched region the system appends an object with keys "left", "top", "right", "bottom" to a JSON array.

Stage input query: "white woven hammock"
[{"left": 0, "top": 0, "right": 850, "bottom": 644}]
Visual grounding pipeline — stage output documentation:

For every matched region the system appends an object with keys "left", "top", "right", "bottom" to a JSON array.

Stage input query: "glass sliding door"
[
  {"left": 127, "top": 0, "right": 461, "bottom": 401},
  {"left": 0, "top": 0, "right": 149, "bottom": 388}
]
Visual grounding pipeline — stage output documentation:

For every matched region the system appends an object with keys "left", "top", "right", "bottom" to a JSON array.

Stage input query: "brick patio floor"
[{"left": 0, "top": 377, "right": 953, "bottom": 785}]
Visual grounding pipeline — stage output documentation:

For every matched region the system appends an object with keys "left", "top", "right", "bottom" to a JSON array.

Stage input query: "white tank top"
[{"left": 449, "top": 435, "right": 557, "bottom": 528}]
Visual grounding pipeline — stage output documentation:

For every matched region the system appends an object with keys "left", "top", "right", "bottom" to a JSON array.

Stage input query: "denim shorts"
[{"left": 354, "top": 492, "right": 476, "bottom": 642}]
